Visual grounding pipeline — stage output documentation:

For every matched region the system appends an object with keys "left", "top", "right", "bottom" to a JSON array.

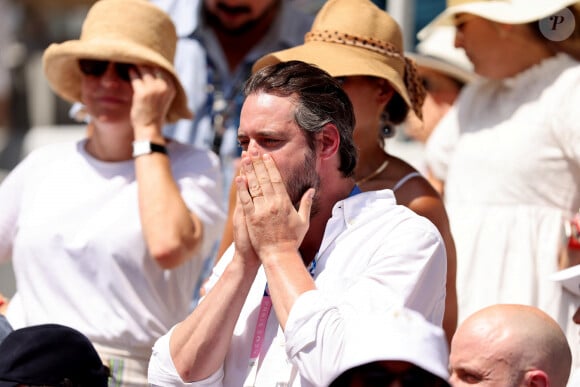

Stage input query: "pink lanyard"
[
  {"left": 250, "top": 292, "right": 273, "bottom": 359},
  {"left": 244, "top": 289, "right": 273, "bottom": 387},
  {"left": 243, "top": 243, "right": 330, "bottom": 386}
]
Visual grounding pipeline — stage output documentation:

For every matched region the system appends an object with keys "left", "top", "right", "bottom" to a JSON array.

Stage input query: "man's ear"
[
  {"left": 317, "top": 123, "right": 340, "bottom": 161},
  {"left": 524, "top": 369, "right": 548, "bottom": 387}
]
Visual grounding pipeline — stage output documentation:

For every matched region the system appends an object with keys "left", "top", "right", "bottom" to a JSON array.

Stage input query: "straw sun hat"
[
  {"left": 253, "top": 0, "right": 425, "bottom": 120},
  {"left": 42, "top": 0, "right": 192, "bottom": 123},
  {"left": 418, "top": 0, "right": 580, "bottom": 40}
]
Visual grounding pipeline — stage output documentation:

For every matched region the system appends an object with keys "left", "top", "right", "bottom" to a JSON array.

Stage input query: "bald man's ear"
[{"left": 524, "top": 370, "right": 548, "bottom": 387}]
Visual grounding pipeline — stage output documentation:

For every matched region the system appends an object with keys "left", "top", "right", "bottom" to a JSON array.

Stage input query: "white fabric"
[
  {"left": 0, "top": 138, "right": 225, "bottom": 357},
  {"left": 324, "top": 307, "right": 449, "bottom": 385},
  {"left": 148, "top": 189, "right": 447, "bottom": 387},
  {"left": 568, "top": 369, "right": 580, "bottom": 387},
  {"left": 425, "top": 54, "right": 580, "bottom": 367}
]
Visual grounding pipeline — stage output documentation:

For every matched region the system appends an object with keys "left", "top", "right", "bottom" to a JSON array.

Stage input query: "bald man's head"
[{"left": 449, "top": 304, "right": 571, "bottom": 387}]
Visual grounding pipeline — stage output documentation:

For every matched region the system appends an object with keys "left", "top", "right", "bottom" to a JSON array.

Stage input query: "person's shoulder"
[
  {"left": 346, "top": 189, "right": 414, "bottom": 220},
  {"left": 456, "top": 76, "right": 493, "bottom": 101},
  {"left": 353, "top": 190, "right": 442, "bottom": 238},
  {"left": 23, "top": 139, "right": 83, "bottom": 164},
  {"left": 167, "top": 140, "right": 220, "bottom": 166},
  {"left": 552, "top": 53, "right": 580, "bottom": 70},
  {"left": 278, "top": 1, "right": 315, "bottom": 47},
  {"left": 553, "top": 54, "right": 580, "bottom": 84}
]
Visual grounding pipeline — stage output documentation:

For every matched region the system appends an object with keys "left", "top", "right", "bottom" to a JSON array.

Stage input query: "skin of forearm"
[
  {"left": 135, "top": 153, "right": 203, "bottom": 269},
  {"left": 170, "top": 255, "right": 260, "bottom": 382},
  {"left": 261, "top": 249, "right": 316, "bottom": 330}
]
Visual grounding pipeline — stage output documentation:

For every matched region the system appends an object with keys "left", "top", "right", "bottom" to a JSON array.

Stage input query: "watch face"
[
  {"left": 132, "top": 141, "right": 168, "bottom": 157},
  {"left": 133, "top": 141, "right": 152, "bottom": 157}
]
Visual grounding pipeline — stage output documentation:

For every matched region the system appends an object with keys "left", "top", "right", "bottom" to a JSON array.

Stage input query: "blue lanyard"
[{"left": 350, "top": 184, "right": 362, "bottom": 196}]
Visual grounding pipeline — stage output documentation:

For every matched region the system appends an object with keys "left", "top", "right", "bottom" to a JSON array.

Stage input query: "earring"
[{"left": 379, "top": 110, "right": 396, "bottom": 139}]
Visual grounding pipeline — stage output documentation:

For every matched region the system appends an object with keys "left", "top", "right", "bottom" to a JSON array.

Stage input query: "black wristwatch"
[{"left": 132, "top": 140, "right": 168, "bottom": 158}]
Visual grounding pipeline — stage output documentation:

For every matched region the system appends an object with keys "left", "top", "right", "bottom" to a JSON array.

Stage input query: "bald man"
[{"left": 449, "top": 304, "right": 572, "bottom": 387}]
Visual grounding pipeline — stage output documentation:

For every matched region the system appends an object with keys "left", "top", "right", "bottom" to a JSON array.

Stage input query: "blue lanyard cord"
[
  {"left": 307, "top": 254, "right": 318, "bottom": 277},
  {"left": 350, "top": 184, "right": 362, "bottom": 196},
  {"left": 265, "top": 251, "right": 318, "bottom": 297}
]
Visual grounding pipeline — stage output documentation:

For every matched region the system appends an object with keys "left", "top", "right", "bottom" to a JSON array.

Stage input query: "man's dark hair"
[{"left": 244, "top": 60, "right": 358, "bottom": 177}]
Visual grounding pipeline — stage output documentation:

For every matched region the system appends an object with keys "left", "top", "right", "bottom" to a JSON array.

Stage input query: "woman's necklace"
[{"left": 356, "top": 159, "right": 389, "bottom": 185}]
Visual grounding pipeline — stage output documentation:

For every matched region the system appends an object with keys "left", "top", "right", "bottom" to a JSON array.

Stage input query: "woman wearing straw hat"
[
  {"left": 0, "top": 0, "right": 225, "bottom": 384},
  {"left": 250, "top": 0, "right": 459, "bottom": 344},
  {"left": 418, "top": 0, "right": 580, "bottom": 371}
]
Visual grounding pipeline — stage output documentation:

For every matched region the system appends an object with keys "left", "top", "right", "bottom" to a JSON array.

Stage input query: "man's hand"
[
  {"left": 236, "top": 151, "right": 314, "bottom": 260},
  {"left": 233, "top": 173, "right": 260, "bottom": 267}
]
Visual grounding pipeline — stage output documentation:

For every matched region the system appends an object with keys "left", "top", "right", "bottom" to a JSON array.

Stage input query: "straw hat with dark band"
[
  {"left": 253, "top": 0, "right": 426, "bottom": 120},
  {"left": 42, "top": 0, "right": 192, "bottom": 123}
]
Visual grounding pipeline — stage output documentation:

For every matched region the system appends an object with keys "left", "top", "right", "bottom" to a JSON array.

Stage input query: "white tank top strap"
[{"left": 392, "top": 171, "right": 422, "bottom": 192}]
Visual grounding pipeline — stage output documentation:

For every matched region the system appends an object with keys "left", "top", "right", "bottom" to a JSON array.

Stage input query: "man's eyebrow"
[{"left": 239, "top": 130, "right": 286, "bottom": 138}]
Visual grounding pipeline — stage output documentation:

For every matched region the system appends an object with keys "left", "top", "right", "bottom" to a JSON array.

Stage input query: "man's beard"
[
  {"left": 285, "top": 148, "right": 320, "bottom": 218},
  {"left": 204, "top": 0, "right": 280, "bottom": 36}
]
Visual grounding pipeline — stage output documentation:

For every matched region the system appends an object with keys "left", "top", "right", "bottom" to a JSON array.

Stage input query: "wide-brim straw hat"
[
  {"left": 419, "top": 0, "right": 580, "bottom": 40},
  {"left": 42, "top": 0, "right": 192, "bottom": 123},
  {"left": 407, "top": 26, "right": 477, "bottom": 84},
  {"left": 253, "top": 0, "right": 425, "bottom": 120}
]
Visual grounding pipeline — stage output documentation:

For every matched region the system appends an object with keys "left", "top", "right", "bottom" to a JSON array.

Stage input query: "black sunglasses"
[{"left": 78, "top": 59, "right": 135, "bottom": 82}]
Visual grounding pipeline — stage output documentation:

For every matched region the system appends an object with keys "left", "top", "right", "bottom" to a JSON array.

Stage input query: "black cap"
[{"left": 0, "top": 324, "right": 109, "bottom": 387}]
